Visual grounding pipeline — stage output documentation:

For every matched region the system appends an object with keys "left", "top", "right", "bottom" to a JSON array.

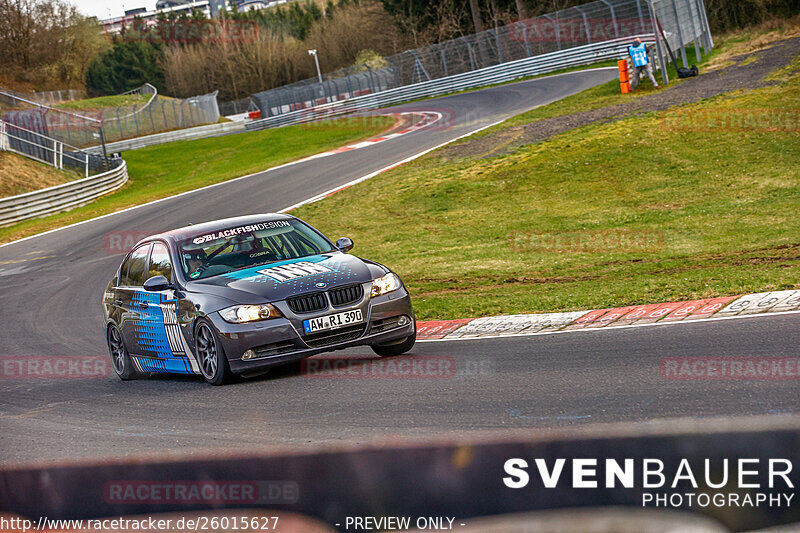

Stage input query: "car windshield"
[{"left": 177, "top": 219, "right": 336, "bottom": 280}]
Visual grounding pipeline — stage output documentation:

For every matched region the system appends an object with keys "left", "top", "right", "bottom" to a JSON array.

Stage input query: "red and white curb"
[
  {"left": 416, "top": 290, "right": 800, "bottom": 341},
  {"left": 293, "top": 112, "right": 443, "bottom": 163}
]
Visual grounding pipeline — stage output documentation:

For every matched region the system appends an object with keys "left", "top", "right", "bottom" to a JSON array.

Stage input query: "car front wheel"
[
  {"left": 371, "top": 330, "right": 416, "bottom": 357},
  {"left": 195, "top": 320, "right": 234, "bottom": 385},
  {"left": 107, "top": 324, "right": 139, "bottom": 381}
]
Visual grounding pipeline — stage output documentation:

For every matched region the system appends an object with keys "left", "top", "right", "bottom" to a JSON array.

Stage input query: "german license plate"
[{"left": 303, "top": 309, "right": 363, "bottom": 334}]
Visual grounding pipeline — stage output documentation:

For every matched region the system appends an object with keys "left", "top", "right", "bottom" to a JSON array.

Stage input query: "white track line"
[{"left": 417, "top": 308, "right": 800, "bottom": 343}]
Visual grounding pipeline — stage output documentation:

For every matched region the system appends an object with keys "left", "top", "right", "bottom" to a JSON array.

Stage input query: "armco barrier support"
[
  {"left": 0, "top": 160, "right": 128, "bottom": 226},
  {"left": 1, "top": 416, "right": 798, "bottom": 531}
]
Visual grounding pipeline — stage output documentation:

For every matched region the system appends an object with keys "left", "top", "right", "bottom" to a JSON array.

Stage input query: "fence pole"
[
  {"left": 493, "top": 29, "right": 504, "bottom": 64},
  {"left": 520, "top": 23, "right": 531, "bottom": 56},
  {"left": 693, "top": 0, "right": 709, "bottom": 51},
  {"left": 465, "top": 39, "right": 476, "bottom": 70},
  {"left": 647, "top": 0, "right": 670, "bottom": 85},
  {"left": 686, "top": 0, "right": 703, "bottom": 61},
  {"left": 635, "top": 0, "right": 647, "bottom": 34},
  {"left": 439, "top": 44, "right": 449, "bottom": 77},
  {"left": 670, "top": 0, "right": 689, "bottom": 68},
  {"left": 574, "top": 6, "right": 592, "bottom": 44},
  {"left": 697, "top": 0, "right": 713, "bottom": 49},
  {"left": 599, "top": 0, "right": 620, "bottom": 38},
  {"left": 543, "top": 14, "right": 561, "bottom": 51},
  {"left": 99, "top": 122, "right": 109, "bottom": 171}
]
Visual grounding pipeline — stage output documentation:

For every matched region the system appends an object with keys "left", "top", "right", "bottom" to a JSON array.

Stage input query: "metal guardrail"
[
  {"left": 84, "top": 120, "right": 246, "bottom": 154},
  {"left": 246, "top": 36, "right": 654, "bottom": 131},
  {"left": 0, "top": 159, "right": 128, "bottom": 227},
  {"left": 0, "top": 120, "right": 104, "bottom": 177}
]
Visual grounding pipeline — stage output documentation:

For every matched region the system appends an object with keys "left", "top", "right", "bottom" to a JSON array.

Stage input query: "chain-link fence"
[
  {"left": 219, "top": 97, "right": 259, "bottom": 117},
  {"left": 0, "top": 85, "right": 221, "bottom": 149},
  {"left": 31, "top": 89, "right": 86, "bottom": 106},
  {"left": 253, "top": 0, "right": 711, "bottom": 118}
]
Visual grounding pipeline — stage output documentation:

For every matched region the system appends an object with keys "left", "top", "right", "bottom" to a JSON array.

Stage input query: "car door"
[
  {"left": 141, "top": 241, "right": 198, "bottom": 374},
  {"left": 117, "top": 242, "right": 151, "bottom": 355}
]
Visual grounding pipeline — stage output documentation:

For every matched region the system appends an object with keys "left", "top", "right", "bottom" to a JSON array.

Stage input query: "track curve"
[{"left": 2, "top": 68, "right": 798, "bottom": 464}]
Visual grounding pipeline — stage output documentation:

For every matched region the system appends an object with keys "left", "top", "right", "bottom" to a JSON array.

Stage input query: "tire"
[
  {"left": 371, "top": 330, "right": 416, "bottom": 357},
  {"left": 195, "top": 320, "right": 235, "bottom": 385},
  {"left": 107, "top": 324, "right": 140, "bottom": 381}
]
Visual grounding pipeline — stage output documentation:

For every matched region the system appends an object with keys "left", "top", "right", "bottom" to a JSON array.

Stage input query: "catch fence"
[{"left": 251, "top": 0, "right": 711, "bottom": 119}]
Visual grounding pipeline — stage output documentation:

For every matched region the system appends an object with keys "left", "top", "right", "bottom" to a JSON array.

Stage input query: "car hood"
[{"left": 187, "top": 253, "right": 384, "bottom": 305}]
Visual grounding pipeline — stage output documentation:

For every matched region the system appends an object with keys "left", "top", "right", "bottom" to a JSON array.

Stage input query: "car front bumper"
[{"left": 208, "top": 287, "right": 415, "bottom": 374}]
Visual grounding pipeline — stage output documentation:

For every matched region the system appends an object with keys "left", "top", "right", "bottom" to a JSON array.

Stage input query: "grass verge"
[
  {"left": 0, "top": 152, "right": 80, "bottom": 197},
  {"left": 0, "top": 116, "right": 394, "bottom": 244},
  {"left": 293, "top": 56, "right": 800, "bottom": 320}
]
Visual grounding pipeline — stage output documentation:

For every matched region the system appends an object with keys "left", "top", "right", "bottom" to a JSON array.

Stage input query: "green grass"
[
  {"left": 0, "top": 116, "right": 394, "bottom": 244},
  {"left": 468, "top": 44, "right": 716, "bottom": 139},
  {"left": 292, "top": 72, "right": 800, "bottom": 320},
  {"left": 56, "top": 94, "right": 151, "bottom": 111}
]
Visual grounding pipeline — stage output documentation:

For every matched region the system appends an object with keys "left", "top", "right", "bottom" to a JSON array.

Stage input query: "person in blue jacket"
[{"left": 628, "top": 37, "right": 660, "bottom": 90}]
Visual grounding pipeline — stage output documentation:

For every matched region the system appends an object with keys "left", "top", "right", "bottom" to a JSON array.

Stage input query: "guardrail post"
[{"left": 0, "top": 121, "right": 6, "bottom": 151}]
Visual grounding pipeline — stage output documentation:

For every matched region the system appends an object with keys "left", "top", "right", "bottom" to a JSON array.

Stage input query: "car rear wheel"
[
  {"left": 196, "top": 321, "right": 234, "bottom": 385},
  {"left": 107, "top": 325, "right": 139, "bottom": 380},
  {"left": 371, "top": 330, "right": 416, "bottom": 357}
]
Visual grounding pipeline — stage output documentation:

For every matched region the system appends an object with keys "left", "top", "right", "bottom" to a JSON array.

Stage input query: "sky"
[{"left": 71, "top": 0, "right": 154, "bottom": 20}]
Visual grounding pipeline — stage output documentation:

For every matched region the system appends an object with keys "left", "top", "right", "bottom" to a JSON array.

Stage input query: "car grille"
[
  {"left": 304, "top": 324, "right": 366, "bottom": 347},
  {"left": 287, "top": 292, "right": 328, "bottom": 314},
  {"left": 252, "top": 341, "right": 296, "bottom": 358},
  {"left": 329, "top": 284, "right": 364, "bottom": 307}
]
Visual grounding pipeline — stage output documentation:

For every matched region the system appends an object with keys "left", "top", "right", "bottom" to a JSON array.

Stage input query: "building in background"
[{"left": 101, "top": 0, "right": 287, "bottom": 34}]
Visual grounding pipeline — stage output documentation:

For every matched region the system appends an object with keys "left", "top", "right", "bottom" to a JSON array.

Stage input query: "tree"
[
  {"left": 0, "top": 0, "right": 107, "bottom": 89},
  {"left": 85, "top": 41, "right": 165, "bottom": 96}
]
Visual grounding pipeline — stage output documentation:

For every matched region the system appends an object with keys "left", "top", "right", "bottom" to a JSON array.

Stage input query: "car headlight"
[
  {"left": 219, "top": 304, "right": 282, "bottom": 323},
  {"left": 371, "top": 272, "right": 402, "bottom": 298}
]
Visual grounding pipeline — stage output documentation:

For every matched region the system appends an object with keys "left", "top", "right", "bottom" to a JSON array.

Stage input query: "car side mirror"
[
  {"left": 143, "top": 275, "right": 172, "bottom": 292},
  {"left": 336, "top": 237, "right": 354, "bottom": 253}
]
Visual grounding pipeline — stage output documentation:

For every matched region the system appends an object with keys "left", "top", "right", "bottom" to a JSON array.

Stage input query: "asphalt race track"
[{"left": 1, "top": 68, "right": 798, "bottom": 464}]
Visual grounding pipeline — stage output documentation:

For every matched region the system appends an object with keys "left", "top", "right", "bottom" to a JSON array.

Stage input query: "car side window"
[
  {"left": 149, "top": 243, "right": 173, "bottom": 281},
  {"left": 118, "top": 254, "right": 133, "bottom": 286},
  {"left": 126, "top": 244, "right": 151, "bottom": 287}
]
